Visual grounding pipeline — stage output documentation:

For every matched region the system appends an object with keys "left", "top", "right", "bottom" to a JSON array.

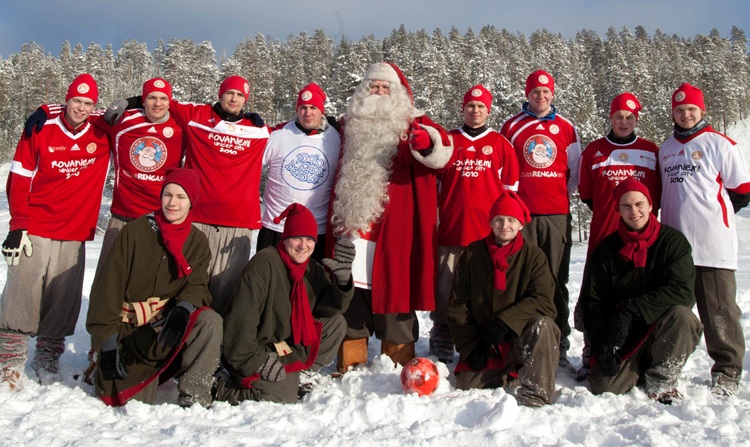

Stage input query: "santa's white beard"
[{"left": 331, "top": 85, "right": 414, "bottom": 235}]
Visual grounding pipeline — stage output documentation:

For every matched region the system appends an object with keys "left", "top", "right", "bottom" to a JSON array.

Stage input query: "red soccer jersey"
[
  {"left": 578, "top": 135, "right": 660, "bottom": 254},
  {"left": 7, "top": 114, "right": 110, "bottom": 241},
  {"left": 169, "top": 101, "right": 270, "bottom": 229},
  {"left": 437, "top": 128, "right": 519, "bottom": 246},
  {"left": 500, "top": 111, "right": 581, "bottom": 215}
]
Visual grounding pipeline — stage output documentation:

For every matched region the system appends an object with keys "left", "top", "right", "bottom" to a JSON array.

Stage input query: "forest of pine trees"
[{"left": 0, "top": 24, "right": 748, "bottom": 239}]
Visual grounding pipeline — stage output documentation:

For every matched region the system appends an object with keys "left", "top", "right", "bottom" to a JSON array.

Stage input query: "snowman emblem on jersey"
[
  {"left": 523, "top": 135, "right": 556, "bottom": 169},
  {"left": 131, "top": 136, "right": 167, "bottom": 172}
]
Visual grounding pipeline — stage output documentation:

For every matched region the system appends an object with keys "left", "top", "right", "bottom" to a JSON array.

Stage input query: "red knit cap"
[
  {"left": 525, "top": 69, "right": 554, "bottom": 97},
  {"left": 274, "top": 203, "right": 318, "bottom": 242},
  {"left": 219, "top": 75, "right": 250, "bottom": 99},
  {"left": 463, "top": 84, "right": 492, "bottom": 112},
  {"left": 489, "top": 190, "right": 531, "bottom": 224},
  {"left": 142, "top": 77, "right": 173, "bottom": 103},
  {"left": 672, "top": 82, "right": 705, "bottom": 111},
  {"left": 613, "top": 177, "right": 652, "bottom": 206},
  {"left": 297, "top": 83, "right": 326, "bottom": 114},
  {"left": 66, "top": 73, "right": 98, "bottom": 103},
  {"left": 610, "top": 92, "right": 641, "bottom": 119},
  {"left": 163, "top": 168, "right": 201, "bottom": 206}
]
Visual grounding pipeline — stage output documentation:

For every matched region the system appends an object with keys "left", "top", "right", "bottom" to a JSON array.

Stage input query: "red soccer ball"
[{"left": 400, "top": 357, "right": 439, "bottom": 396}]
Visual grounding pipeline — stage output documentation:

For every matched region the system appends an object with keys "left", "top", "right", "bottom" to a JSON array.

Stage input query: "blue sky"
[{"left": 1, "top": 0, "right": 748, "bottom": 57}]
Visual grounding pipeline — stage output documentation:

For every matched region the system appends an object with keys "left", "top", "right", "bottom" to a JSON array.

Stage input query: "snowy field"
[{"left": 2, "top": 120, "right": 750, "bottom": 446}]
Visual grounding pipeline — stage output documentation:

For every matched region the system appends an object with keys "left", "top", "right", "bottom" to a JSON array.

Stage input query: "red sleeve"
[
  {"left": 7, "top": 135, "right": 36, "bottom": 230},
  {"left": 498, "top": 135, "right": 519, "bottom": 190}
]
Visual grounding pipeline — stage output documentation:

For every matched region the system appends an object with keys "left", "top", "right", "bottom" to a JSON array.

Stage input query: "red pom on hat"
[
  {"left": 489, "top": 190, "right": 531, "bottom": 224},
  {"left": 66, "top": 73, "right": 98, "bottom": 103},
  {"left": 142, "top": 77, "right": 173, "bottom": 103},
  {"left": 297, "top": 83, "right": 326, "bottom": 114},
  {"left": 612, "top": 177, "right": 652, "bottom": 206},
  {"left": 610, "top": 92, "right": 641, "bottom": 119},
  {"left": 219, "top": 75, "right": 250, "bottom": 99},
  {"left": 163, "top": 167, "right": 201, "bottom": 205},
  {"left": 463, "top": 84, "right": 492, "bottom": 112},
  {"left": 672, "top": 82, "right": 705, "bottom": 111},
  {"left": 525, "top": 69, "right": 554, "bottom": 97},
  {"left": 273, "top": 203, "right": 318, "bottom": 242},
  {"left": 401, "top": 357, "right": 439, "bottom": 396}
]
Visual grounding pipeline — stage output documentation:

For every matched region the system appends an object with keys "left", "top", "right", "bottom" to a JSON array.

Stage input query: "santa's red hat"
[
  {"left": 364, "top": 62, "right": 413, "bottom": 102},
  {"left": 610, "top": 92, "right": 641, "bottom": 119},
  {"left": 66, "top": 73, "right": 98, "bottom": 103},
  {"left": 142, "top": 77, "right": 173, "bottom": 103},
  {"left": 525, "top": 69, "right": 554, "bottom": 97},
  {"left": 163, "top": 167, "right": 201, "bottom": 206},
  {"left": 297, "top": 83, "right": 326, "bottom": 114},
  {"left": 672, "top": 82, "right": 705, "bottom": 111},
  {"left": 219, "top": 75, "right": 250, "bottom": 99},
  {"left": 274, "top": 203, "right": 318, "bottom": 242},
  {"left": 463, "top": 84, "right": 492, "bottom": 112},
  {"left": 613, "top": 177, "right": 652, "bottom": 205},
  {"left": 489, "top": 190, "right": 531, "bottom": 224}
]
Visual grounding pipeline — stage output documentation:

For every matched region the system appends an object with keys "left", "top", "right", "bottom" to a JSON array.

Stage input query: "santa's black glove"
[
  {"left": 322, "top": 239, "right": 356, "bottom": 286},
  {"left": 24, "top": 108, "right": 47, "bottom": 137},
  {"left": 156, "top": 301, "right": 194, "bottom": 350},
  {"left": 99, "top": 334, "right": 128, "bottom": 380},
  {"left": 256, "top": 353, "right": 286, "bottom": 382},
  {"left": 597, "top": 345, "right": 622, "bottom": 377},
  {"left": 244, "top": 112, "right": 265, "bottom": 127},
  {"left": 466, "top": 341, "right": 490, "bottom": 371},
  {"left": 483, "top": 318, "right": 511, "bottom": 346}
]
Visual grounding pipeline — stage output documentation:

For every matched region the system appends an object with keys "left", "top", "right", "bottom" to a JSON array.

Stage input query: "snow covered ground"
[{"left": 2, "top": 121, "right": 750, "bottom": 446}]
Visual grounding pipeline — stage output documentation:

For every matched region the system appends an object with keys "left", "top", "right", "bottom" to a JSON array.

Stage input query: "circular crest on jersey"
[
  {"left": 281, "top": 145, "right": 330, "bottom": 191},
  {"left": 77, "top": 83, "right": 91, "bottom": 95},
  {"left": 618, "top": 153, "right": 630, "bottom": 162},
  {"left": 471, "top": 88, "right": 483, "bottom": 98},
  {"left": 163, "top": 127, "right": 174, "bottom": 138},
  {"left": 301, "top": 90, "right": 313, "bottom": 101},
  {"left": 549, "top": 124, "right": 560, "bottom": 135},
  {"left": 523, "top": 135, "right": 556, "bottom": 169},
  {"left": 131, "top": 136, "right": 167, "bottom": 172},
  {"left": 626, "top": 99, "right": 637, "bottom": 110},
  {"left": 482, "top": 145, "right": 493, "bottom": 155},
  {"left": 675, "top": 91, "right": 686, "bottom": 103},
  {"left": 154, "top": 79, "right": 166, "bottom": 88},
  {"left": 691, "top": 151, "right": 703, "bottom": 161},
  {"left": 86, "top": 143, "right": 97, "bottom": 154}
]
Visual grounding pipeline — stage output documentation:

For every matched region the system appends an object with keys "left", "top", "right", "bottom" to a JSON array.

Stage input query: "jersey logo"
[
  {"left": 549, "top": 124, "right": 560, "bottom": 135},
  {"left": 594, "top": 151, "right": 603, "bottom": 158},
  {"left": 691, "top": 151, "right": 703, "bottom": 161},
  {"left": 147, "top": 126, "right": 157, "bottom": 134},
  {"left": 86, "top": 143, "right": 97, "bottom": 154},
  {"left": 163, "top": 127, "right": 174, "bottom": 138},
  {"left": 535, "top": 124, "right": 545, "bottom": 130},
  {"left": 71, "top": 144, "right": 81, "bottom": 151},
  {"left": 467, "top": 145, "right": 476, "bottom": 152},
  {"left": 281, "top": 145, "right": 329, "bottom": 191},
  {"left": 522, "top": 135, "right": 556, "bottom": 169},
  {"left": 618, "top": 153, "right": 629, "bottom": 162},
  {"left": 482, "top": 145, "right": 493, "bottom": 155},
  {"left": 130, "top": 136, "right": 168, "bottom": 172}
]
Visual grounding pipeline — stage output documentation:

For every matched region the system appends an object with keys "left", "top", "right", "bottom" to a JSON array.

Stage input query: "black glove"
[
  {"left": 24, "top": 108, "right": 47, "bottom": 137},
  {"left": 465, "top": 341, "right": 490, "bottom": 371},
  {"left": 99, "top": 334, "right": 128, "bottom": 380},
  {"left": 597, "top": 345, "right": 622, "bottom": 377},
  {"left": 322, "top": 239, "right": 356, "bottom": 285},
  {"left": 606, "top": 297, "right": 642, "bottom": 349},
  {"left": 2, "top": 229, "right": 33, "bottom": 266},
  {"left": 256, "top": 353, "right": 286, "bottom": 382},
  {"left": 156, "top": 301, "right": 194, "bottom": 350},
  {"left": 483, "top": 318, "right": 511, "bottom": 346},
  {"left": 104, "top": 96, "right": 140, "bottom": 126},
  {"left": 244, "top": 112, "right": 265, "bottom": 127}
]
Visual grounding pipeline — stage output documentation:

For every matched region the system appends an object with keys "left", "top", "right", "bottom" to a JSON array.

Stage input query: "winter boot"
[
  {"left": 32, "top": 336, "right": 65, "bottom": 384},
  {"left": 336, "top": 337, "right": 368, "bottom": 374},
  {"left": 428, "top": 323, "right": 455, "bottom": 363},
  {"left": 0, "top": 330, "right": 29, "bottom": 391},
  {"left": 711, "top": 372, "right": 740, "bottom": 396},
  {"left": 381, "top": 341, "right": 415, "bottom": 366}
]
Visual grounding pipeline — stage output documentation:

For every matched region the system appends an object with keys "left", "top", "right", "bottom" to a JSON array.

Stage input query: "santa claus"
[{"left": 329, "top": 62, "right": 453, "bottom": 371}]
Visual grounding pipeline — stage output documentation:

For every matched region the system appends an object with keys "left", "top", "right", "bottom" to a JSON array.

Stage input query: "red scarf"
[
  {"left": 154, "top": 209, "right": 193, "bottom": 278},
  {"left": 616, "top": 214, "right": 660, "bottom": 268},
  {"left": 485, "top": 233, "right": 524, "bottom": 290},
  {"left": 276, "top": 242, "right": 318, "bottom": 346}
]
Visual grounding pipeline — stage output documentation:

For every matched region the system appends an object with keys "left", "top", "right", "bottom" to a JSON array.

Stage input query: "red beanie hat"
[
  {"left": 142, "top": 77, "right": 173, "bottom": 103},
  {"left": 66, "top": 73, "right": 98, "bottom": 103},
  {"left": 274, "top": 203, "right": 318, "bottom": 242},
  {"left": 463, "top": 84, "right": 492, "bottom": 112},
  {"left": 672, "top": 82, "right": 705, "bottom": 111},
  {"left": 525, "top": 69, "right": 554, "bottom": 97},
  {"left": 489, "top": 190, "right": 531, "bottom": 224},
  {"left": 613, "top": 177, "right": 652, "bottom": 206},
  {"left": 219, "top": 75, "right": 250, "bottom": 99},
  {"left": 297, "top": 83, "right": 326, "bottom": 114},
  {"left": 610, "top": 92, "right": 641, "bottom": 119},
  {"left": 163, "top": 167, "right": 201, "bottom": 206}
]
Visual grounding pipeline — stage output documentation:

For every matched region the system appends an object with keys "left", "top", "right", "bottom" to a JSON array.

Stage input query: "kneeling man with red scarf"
[
  {"left": 449, "top": 191, "right": 559, "bottom": 407},
  {"left": 216, "top": 203, "right": 354, "bottom": 403},
  {"left": 582, "top": 178, "right": 703, "bottom": 404}
]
